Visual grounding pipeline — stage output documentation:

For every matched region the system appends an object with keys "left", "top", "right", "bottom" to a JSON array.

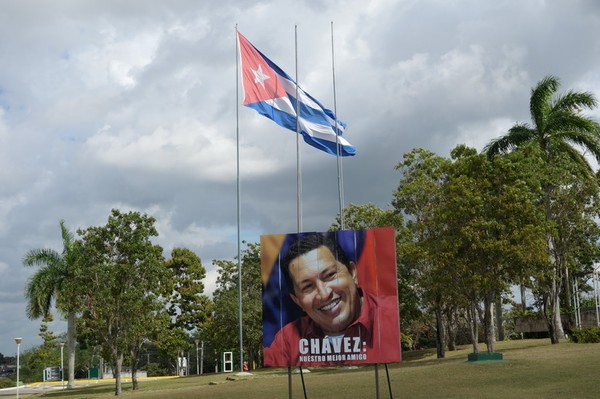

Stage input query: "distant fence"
[{"left": 515, "top": 308, "right": 599, "bottom": 335}]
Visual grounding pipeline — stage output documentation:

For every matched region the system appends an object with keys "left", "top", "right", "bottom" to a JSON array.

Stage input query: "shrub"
[
  {"left": 145, "top": 362, "right": 168, "bottom": 377},
  {"left": 400, "top": 332, "right": 414, "bottom": 351},
  {"left": 570, "top": 327, "right": 600, "bottom": 343},
  {"left": 0, "top": 377, "right": 14, "bottom": 389}
]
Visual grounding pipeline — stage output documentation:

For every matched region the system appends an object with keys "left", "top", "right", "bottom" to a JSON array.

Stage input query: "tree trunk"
[
  {"left": 131, "top": 352, "right": 139, "bottom": 391},
  {"left": 547, "top": 237, "right": 565, "bottom": 344},
  {"left": 67, "top": 311, "right": 76, "bottom": 389},
  {"left": 469, "top": 302, "right": 479, "bottom": 353},
  {"left": 99, "top": 356, "right": 104, "bottom": 379},
  {"left": 434, "top": 297, "right": 445, "bottom": 358},
  {"left": 495, "top": 300, "right": 504, "bottom": 341},
  {"left": 114, "top": 352, "right": 123, "bottom": 396},
  {"left": 544, "top": 184, "right": 564, "bottom": 343},
  {"left": 446, "top": 307, "right": 458, "bottom": 351},
  {"left": 520, "top": 278, "right": 527, "bottom": 311},
  {"left": 483, "top": 296, "right": 495, "bottom": 353},
  {"left": 564, "top": 266, "right": 572, "bottom": 311},
  {"left": 550, "top": 276, "right": 564, "bottom": 343}
]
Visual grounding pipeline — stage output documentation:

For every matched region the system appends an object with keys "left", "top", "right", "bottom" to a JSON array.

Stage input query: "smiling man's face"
[{"left": 288, "top": 245, "right": 361, "bottom": 336}]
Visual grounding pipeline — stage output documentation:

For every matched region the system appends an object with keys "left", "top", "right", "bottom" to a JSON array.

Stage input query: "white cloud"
[
  {"left": 74, "top": 28, "right": 162, "bottom": 89},
  {"left": 455, "top": 117, "right": 515, "bottom": 152},
  {"left": 84, "top": 118, "right": 278, "bottom": 181}
]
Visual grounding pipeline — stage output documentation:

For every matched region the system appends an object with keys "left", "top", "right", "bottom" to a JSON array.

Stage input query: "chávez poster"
[{"left": 261, "top": 227, "right": 401, "bottom": 367}]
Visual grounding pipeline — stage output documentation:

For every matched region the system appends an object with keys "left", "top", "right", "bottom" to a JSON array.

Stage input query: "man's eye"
[
  {"left": 301, "top": 284, "right": 313, "bottom": 292},
  {"left": 325, "top": 271, "right": 337, "bottom": 280}
]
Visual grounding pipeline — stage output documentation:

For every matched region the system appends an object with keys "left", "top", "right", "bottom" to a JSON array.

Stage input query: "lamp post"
[
  {"left": 594, "top": 265, "right": 600, "bottom": 326},
  {"left": 15, "top": 338, "right": 22, "bottom": 399},
  {"left": 194, "top": 339, "right": 199, "bottom": 375},
  {"left": 200, "top": 340, "right": 204, "bottom": 375},
  {"left": 59, "top": 342, "right": 65, "bottom": 390}
]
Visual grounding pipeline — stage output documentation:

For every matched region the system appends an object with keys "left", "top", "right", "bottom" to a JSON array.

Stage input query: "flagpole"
[
  {"left": 295, "top": 25, "right": 302, "bottom": 233},
  {"left": 290, "top": 24, "right": 302, "bottom": 399},
  {"left": 331, "top": 21, "right": 345, "bottom": 230},
  {"left": 235, "top": 25, "right": 244, "bottom": 374}
]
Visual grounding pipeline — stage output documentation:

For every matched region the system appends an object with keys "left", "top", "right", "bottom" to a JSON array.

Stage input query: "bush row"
[
  {"left": 570, "top": 327, "right": 600, "bottom": 343},
  {"left": 0, "top": 377, "right": 14, "bottom": 389}
]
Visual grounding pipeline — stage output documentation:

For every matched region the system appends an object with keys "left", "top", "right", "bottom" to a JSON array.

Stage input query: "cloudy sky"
[{"left": 1, "top": 0, "right": 600, "bottom": 356}]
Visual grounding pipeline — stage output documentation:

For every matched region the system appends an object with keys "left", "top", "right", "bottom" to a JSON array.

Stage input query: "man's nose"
[{"left": 315, "top": 280, "right": 332, "bottom": 300}]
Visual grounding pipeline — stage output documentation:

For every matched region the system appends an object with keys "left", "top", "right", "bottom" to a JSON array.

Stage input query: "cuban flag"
[{"left": 237, "top": 32, "right": 356, "bottom": 157}]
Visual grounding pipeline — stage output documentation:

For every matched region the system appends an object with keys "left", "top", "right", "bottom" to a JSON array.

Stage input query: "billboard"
[{"left": 261, "top": 227, "right": 401, "bottom": 367}]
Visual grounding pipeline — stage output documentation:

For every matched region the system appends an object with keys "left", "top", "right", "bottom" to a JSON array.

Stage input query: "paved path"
[
  {"left": 0, "top": 377, "right": 179, "bottom": 396},
  {"left": 0, "top": 383, "right": 66, "bottom": 396}
]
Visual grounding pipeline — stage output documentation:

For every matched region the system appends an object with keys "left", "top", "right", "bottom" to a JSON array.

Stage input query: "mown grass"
[{"left": 27, "top": 339, "right": 600, "bottom": 398}]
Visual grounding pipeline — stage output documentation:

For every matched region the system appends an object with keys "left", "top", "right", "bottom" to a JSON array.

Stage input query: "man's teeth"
[{"left": 320, "top": 298, "right": 340, "bottom": 311}]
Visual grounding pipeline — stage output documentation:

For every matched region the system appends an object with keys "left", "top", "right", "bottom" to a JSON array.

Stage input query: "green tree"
[
  {"left": 439, "top": 146, "right": 546, "bottom": 353},
  {"left": 393, "top": 148, "right": 454, "bottom": 357},
  {"left": 529, "top": 152, "right": 600, "bottom": 329},
  {"left": 160, "top": 248, "right": 212, "bottom": 376},
  {"left": 76, "top": 209, "right": 167, "bottom": 395},
  {"left": 329, "top": 203, "right": 403, "bottom": 231},
  {"left": 22, "top": 316, "right": 60, "bottom": 383},
  {"left": 484, "top": 75, "right": 600, "bottom": 343},
  {"left": 154, "top": 321, "right": 192, "bottom": 375},
  {"left": 23, "top": 220, "right": 80, "bottom": 389},
  {"left": 208, "top": 242, "right": 262, "bottom": 370},
  {"left": 166, "top": 248, "right": 211, "bottom": 333}
]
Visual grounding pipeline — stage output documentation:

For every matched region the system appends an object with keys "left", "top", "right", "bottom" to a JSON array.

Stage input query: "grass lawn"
[{"left": 26, "top": 339, "right": 600, "bottom": 398}]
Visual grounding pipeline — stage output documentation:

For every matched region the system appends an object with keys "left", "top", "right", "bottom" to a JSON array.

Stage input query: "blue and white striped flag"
[{"left": 238, "top": 32, "right": 356, "bottom": 156}]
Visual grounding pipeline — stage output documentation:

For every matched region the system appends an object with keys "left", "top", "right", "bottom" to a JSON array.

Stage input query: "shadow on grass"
[
  {"left": 496, "top": 339, "right": 551, "bottom": 354},
  {"left": 40, "top": 384, "right": 129, "bottom": 397},
  {"left": 401, "top": 347, "right": 438, "bottom": 361}
]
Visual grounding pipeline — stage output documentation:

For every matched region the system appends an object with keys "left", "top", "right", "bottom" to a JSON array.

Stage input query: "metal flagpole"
[
  {"left": 235, "top": 24, "right": 244, "bottom": 373},
  {"left": 289, "top": 24, "right": 309, "bottom": 399},
  {"left": 296, "top": 25, "right": 303, "bottom": 234},
  {"left": 331, "top": 21, "right": 345, "bottom": 230}
]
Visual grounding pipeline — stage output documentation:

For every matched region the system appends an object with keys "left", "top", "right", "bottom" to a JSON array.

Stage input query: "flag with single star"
[{"left": 237, "top": 31, "right": 356, "bottom": 156}]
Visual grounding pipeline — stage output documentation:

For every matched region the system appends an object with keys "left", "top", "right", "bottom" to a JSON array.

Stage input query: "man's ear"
[
  {"left": 349, "top": 261, "right": 358, "bottom": 284},
  {"left": 290, "top": 292, "right": 301, "bottom": 308}
]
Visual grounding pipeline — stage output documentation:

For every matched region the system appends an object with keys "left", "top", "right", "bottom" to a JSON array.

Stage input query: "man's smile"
[{"left": 319, "top": 297, "right": 341, "bottom": 312}]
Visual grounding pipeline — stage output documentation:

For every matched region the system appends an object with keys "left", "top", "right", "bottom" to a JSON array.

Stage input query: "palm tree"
[
  {"left": 484, "top": 75, "right": 600, "bottom": 343},
  {"left": 23, "top": 220, "right": 80, "bottom": 389}
]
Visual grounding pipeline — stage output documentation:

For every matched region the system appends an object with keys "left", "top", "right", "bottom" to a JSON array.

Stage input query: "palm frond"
[
  {"left": 23, "top": 248, "right": 61, "bottom": 267},
  {"left": 530, "top": 75, "right": 559, "bottom": 131},
  {"left": 556, "top": 127, "right": 600, "bottom": 164},
  {"left": 552, "top": 140, "right": 596, "bottom": 180},
  {"left": 548, "top": 110, "right": 599, "bottom": 131},
  {"left": 483, "top": 124, "right": 534, "bottom": 159},
  {"left": 552, "top": 90, "right": 598, "bottom": 113},
  {"left": 24, "top": 265, "right": 59, "bottom": 319},
  {"left": 59, "top": 219, "right": 75, "bottom": 255}
]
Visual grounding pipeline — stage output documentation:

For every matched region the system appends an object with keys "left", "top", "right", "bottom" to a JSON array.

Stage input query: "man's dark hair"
[{"left": 281, "top": 233, "right": 351, "bottom": 292}]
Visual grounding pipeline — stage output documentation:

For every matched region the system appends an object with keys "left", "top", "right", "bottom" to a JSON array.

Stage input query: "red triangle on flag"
[{"left": 238, "top": 32, "right": 287, "bottom": 105}]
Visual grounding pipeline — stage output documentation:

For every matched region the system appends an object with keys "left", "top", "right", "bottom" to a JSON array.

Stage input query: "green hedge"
[
  {"left": 0, "top": 377, "right": 14, "bottom": 389},
  {"left": 570, "top": 327, "right": 600, "bottom": 343}
]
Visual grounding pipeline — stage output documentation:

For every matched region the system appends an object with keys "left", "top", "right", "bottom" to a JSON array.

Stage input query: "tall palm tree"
[
  {"left": 484, "top": 75, "right": 600, "bottom": 343},
  {"left": 23, "top": 220, "right": 80, "bottom": 389}
]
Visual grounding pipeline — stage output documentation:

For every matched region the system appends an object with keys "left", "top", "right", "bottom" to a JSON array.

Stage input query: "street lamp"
[
  {"left": 194, "top": 339, "right": 200, "bottom": 375},
  {"left": 59, "top": 342, "right": 65, "bottom": 390},
  {"left": 594, "top": 265, "right": 600, "bottom": 326},
  {"left": 200, "top": 340, "right": 204, "bottom": 375},
  {"left": 15, "top": 338, "right": 22, "bottom": 399}
]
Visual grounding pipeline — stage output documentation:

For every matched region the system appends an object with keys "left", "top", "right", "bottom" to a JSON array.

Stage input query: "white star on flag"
[{"left": 252, "top": 64, "right": 270, "bottom": 88}]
